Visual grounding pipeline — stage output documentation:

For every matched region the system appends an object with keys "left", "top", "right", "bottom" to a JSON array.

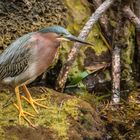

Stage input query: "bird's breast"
[{"left": 30, "top": 35, "right": 60, "bottom": 77}]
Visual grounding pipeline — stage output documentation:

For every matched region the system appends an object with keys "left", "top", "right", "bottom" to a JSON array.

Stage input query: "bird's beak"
[{"left": 64, "top": 35, "right": 93, "bottom": 46}]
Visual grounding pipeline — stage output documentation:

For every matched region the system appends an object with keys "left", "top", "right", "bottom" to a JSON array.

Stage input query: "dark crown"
[{"left": 39, "top": 26, "right": 70, "bottom": 36}]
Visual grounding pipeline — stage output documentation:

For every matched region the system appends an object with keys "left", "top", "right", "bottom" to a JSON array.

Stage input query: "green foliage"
[{"left": 68, "top": 71, "right": 89, "bottom": 85}]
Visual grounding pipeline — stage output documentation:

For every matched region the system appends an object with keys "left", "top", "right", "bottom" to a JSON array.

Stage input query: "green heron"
[{"left": 0, "top": 26, "right": 92, "bottom": 126}]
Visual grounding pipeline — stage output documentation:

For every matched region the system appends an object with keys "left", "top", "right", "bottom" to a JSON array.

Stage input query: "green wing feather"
[{"left": 0, "top": 32, "right": 34, "bottom": 80}]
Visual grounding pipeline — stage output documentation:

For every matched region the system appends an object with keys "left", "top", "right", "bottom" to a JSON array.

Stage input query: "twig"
[
  {"left": 112, "top": 46, "right": 121, "bottom": 103},
  {"left": 2, "top": 93, "right": 15, "bottom": 108},
  {"left": 123, "top": 3, "right": 140, "bottom": 80},
  {"left": 56, "top": 0, "right": 116, "bottom": 92},
  {"left": 123, "top": 6, "right": 140, "bottom": 28},
  {"left": 92, "top": 0, "right": 112, "bottom": 46},
  {"left": 112, "top": 0, "right": 122, "bottom": 104}
]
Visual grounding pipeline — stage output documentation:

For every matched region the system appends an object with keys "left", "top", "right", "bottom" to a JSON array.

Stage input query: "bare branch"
[
  {"left": 112, "top": 46, "right": 121, "bottom": 103},
  {"left": 56, "top": 0, "right": 116, "bottom": 91},
  {"left": 92, "top": 0, "right": 112, "bottom": 45},
  {"left": 123, "top": 4, "right": 140, "bottom": 80},
  {"left": 111, "top": 0, "right": 123, "bottom": 104},
  {"left": 123, "top": 6, "right": 140, "bottom": 28},
  {"left": 134, "top": 0, "right": 140, "bottom": 18}
]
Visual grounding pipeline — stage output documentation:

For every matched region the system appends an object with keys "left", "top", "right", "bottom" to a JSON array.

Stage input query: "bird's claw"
[
  {"left": 19, "top": 110, "right": 35, "bottom": 127},
  {"left": 21, "top": 96, "right": 47, "bottom": 114},
  {"left": 14, "top": 103, "right": 35, "bottom": 127}
]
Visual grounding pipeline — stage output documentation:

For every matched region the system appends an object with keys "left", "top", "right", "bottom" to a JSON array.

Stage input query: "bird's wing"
[{"left": 0, "top": 32, "right": 35, "bottom": 80}]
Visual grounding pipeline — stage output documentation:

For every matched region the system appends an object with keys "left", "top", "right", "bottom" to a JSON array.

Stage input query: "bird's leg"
[
  {"left": 14, "top": 86, "right": 35, "bottom": 127},
  {"left": 22, "top": 85, "right": 47, "bottom": 113}
]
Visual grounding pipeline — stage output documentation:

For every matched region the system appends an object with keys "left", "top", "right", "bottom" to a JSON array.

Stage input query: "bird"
[{"left": 0, "top": 26, "right": 92, "bottom": 126}]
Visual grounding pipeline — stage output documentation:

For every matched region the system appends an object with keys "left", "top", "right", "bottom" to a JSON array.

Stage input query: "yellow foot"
[
  {"left": 21, "top": 96, "right": 48, "bottom": 114},
  {"left": 14, "top": 103, "right": 35, "bottom": 127}
]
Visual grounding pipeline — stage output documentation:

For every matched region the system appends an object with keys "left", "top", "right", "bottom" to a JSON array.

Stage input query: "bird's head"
[{"left": 39, "top": 26, "right": 93, "bottom": 46}]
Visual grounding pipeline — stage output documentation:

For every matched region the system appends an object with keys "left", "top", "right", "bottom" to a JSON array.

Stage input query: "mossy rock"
[{"left": 0, "top": 85, "right": 106, "bottom": 140}]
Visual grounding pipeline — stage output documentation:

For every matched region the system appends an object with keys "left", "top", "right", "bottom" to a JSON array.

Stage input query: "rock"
[{"left": 0, "top": 86, "right": 106, "bottom": 140}]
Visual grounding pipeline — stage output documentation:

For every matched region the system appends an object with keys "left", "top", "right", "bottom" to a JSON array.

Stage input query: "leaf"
[
  {"left": 69, "top": 71, "right": 89, "bottom": 85},
  {"left": 85, "top": 63, "right": 110, "bottom": 73}
]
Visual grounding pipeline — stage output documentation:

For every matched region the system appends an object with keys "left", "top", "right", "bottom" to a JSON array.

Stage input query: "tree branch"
[
  {"left": 111, "top": 0, "right": 123, "bottom": 104},
  {"left": 123, "top": 6, "right": 140, "bottom": 28},
  {"left": 56, "top": 0, "right": 116, "bottom": 91},
  {"left": 92, "top": 0, "right": 112, "bottom": 45},
  {"left": 123, "top": 5, "right": 140, "bottom": 80},
  {"left": 112, "top": 46, "right": 121, "bottom": 103}
]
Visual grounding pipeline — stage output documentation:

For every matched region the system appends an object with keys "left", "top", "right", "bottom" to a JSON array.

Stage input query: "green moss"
[
  {"left": 0, "top": 126, "right": 5, "bottom": 140},
  {"left": 121, "top": 23, "right": 135, "bottom": 65},
  {"left": 86, "top": 25, "right": 108, "bottom": 56},
  {"left": 110, "top": 20, "right": 117, "bottom": 28},
  {"left": 0, "top": 90, "right": 79, "bottom": 140},
  {"left": 60, "top": 0, "right": 92, "bottom": 65},
  {"left": 64, "top": 0, "right": 91, "bottom": 27},
  {"left": 121, "top": 22, "right": 135, "bottom": 89},
  {"left": 60, "top": 1, "right": 109, "bottom": 86},
  {"left": 36, "top": 97, "right": 79, "bottom": 139},
  {"left": 63, "top": 98, "right": 79, "bottom": 120}
]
